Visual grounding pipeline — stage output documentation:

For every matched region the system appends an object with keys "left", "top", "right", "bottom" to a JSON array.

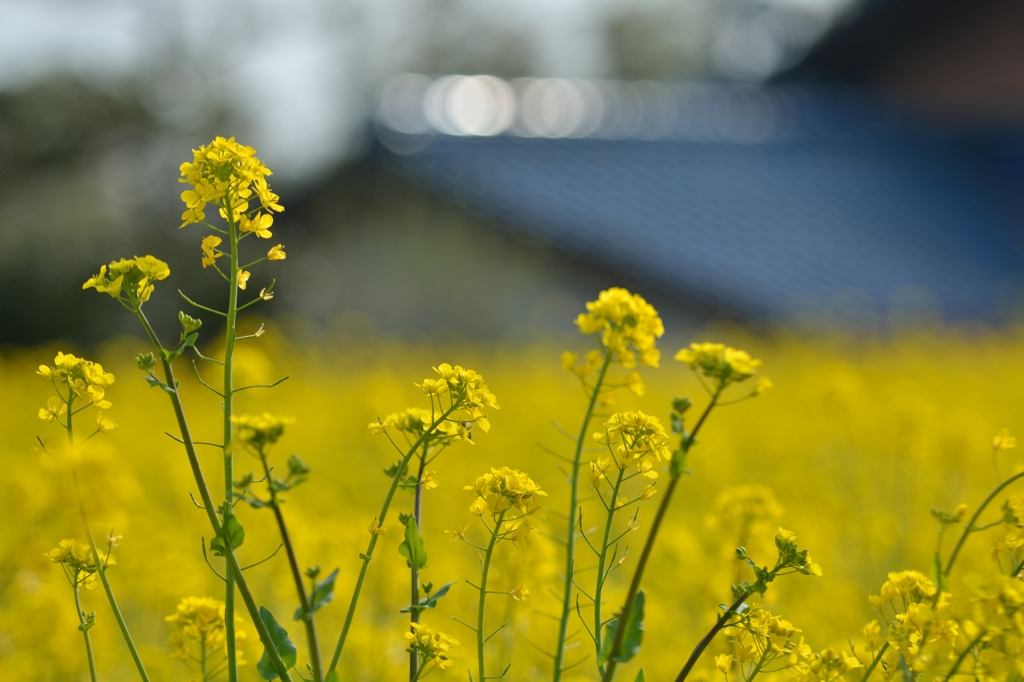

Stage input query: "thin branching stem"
[{"left": 553, "top": 351, "right": 612, "bottom": 681}]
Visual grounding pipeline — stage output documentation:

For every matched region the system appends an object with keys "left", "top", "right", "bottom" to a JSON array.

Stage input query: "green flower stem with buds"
[
  {"left": 255, "top": 446, "right": 325, "bottom": 682},
  {"left": 475, "top": 509, "right": 508, "bottom": 682},
  {"left": 222, "top": 188, "right": 241, "bottom": 682},
  {"left": 328, "top": 403, "right": 461, "bottom": 674},
  {"left": 410, "top": 445, "right": 428, "bottom": 681},
  {"left": 593, "top": 465, "right": 627, "bottom": 674},
  {"left": 602, "top": 389, "right": 721, "bottom": 682},
  {"left": 72, "top": 577, "right": 98, "bottom": 682},
  {"left": 64, "top": 393, "right": 151, "bottom": 682},
  {"left": 553, "top": 350, "right": 612, "bottom": 682},
  {"left": 134, "top": 309, "right": 295, "bottom": 682}
]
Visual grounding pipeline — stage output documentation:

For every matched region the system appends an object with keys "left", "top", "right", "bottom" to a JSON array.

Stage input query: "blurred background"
[
  {"left": 6, "top": 0, "right": 1024, "bottom": 680},
  {"left": 5, "top": 0, "right": 1024, "bottom": 347}
]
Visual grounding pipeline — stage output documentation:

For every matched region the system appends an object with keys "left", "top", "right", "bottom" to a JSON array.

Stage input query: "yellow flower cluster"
[
  {"left": 404, "top": 622, "right": 459, "bottom": 670},
  {"left": 37, "top": 352, "right": 117, "bottom": 431},
  {"left": 868, "top": 570, "right": 938, "bottom": 610},
  {"left": 718, "top": 608, "right": 812, "bottom": 676},
  {"left": 591, "top": 411, "right": 672, "bottom": 484},
  {"left": 82, "top": 255, "right": 171, "bottom": 304},
  {"left": 466, "top": 467, "right": 547, "bottom": 520},
  {"left": 573, "top": 287, "right": 664, "bottom": 368},
  {"left": 46, "top": 539, "right": 109, "bottom": 589},
  {"left": 178, "top": 136, "right": 283, "bottom": 229},
  {"left": 165, "top": 596, "right": 245, "bottom": 663},
  {"left": 231, "top": 413, "right": 294, "bottom": 450},
  {"left": 371, "top": 364, "right": 498, "bottom": 442},
  {"left": 675, "top": 342, "right": 762, "bottom": 387}
]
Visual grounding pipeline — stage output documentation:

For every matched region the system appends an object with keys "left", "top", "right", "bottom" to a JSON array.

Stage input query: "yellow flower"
[
  {"left": 592, "top": 411, "right": 671, "bottom": 477},
  {"left": 624, "top": 371, "right": 646, "bottom": 396},
  {"left": 993, "top": 428, "right": 1016, "bottom": 451},
  {"left": 96, "top": 411, "right": 117, "bottom": 433},
  {"left": 83, "top": 256, "right": 170, "bottom": 303},
  {"left": 165, "top": 596, "right": 244, "bottom": 663},
  {"left": 752, "top": 377, "right": 773, "bottom": 396},
  {"left": 464, "top": 467, "right": 546, "bottom": 520},
  {"left": 231, "top": 413, "right": 293, "bottom": 449},
  {"left": 179, "top": 136, "right": 282, "bottom": 229},
  {"left": 675, "top": 342, "right": 762, "bottom": 387},
  {"left": 38, "top": 396, "right": 66, "bottom": 423},
  {"left": 573, "top": 288, "right": 664, "bottom": 369},
  {"left": 561, "top": 351, "right": 578, "bottom": 372},
  {"left": 405, "top": 622, "right": 459, "bottom": 670},
  {"left": 268, "top": 244, "right": 286, "bottom": 261},
  {"left": 639, "top": 484, "right": 658, "bottom": 500},
  {"left": 715, "top": 654, "right": 733, "bottom": 673},
  {"left": 368, "top": 519, "right": 387, "bottom": 535},
  {"left": 510, "top": 583, "right": 529, "bottom": 601},
  {"left": 46, "top": 539, "right": 104, "bottom": 589},
  {"left": 445, "top": 524, "right": 469, "bottom": 542},
  {"left": 237, "top": 269, "right": 250, "bottom": 290},
  {"left": 201, "top": 235, "right": 223, "bottom": 268},
  {"left": 421, "top": 471, "right": 439, "bottom": 490},
  {"left": 239, "top": 212, "right": 274, "bottom": 239}
]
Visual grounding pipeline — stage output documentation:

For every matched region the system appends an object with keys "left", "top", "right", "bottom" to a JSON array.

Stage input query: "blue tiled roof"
[{"left": 379, "top": 86, "right": 1024, "bottom": 321}]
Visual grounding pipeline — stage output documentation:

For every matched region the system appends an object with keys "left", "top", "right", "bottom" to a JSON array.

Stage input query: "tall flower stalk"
[
  {"left": 329, "top": 364, "right": 498, "bottom": 674},
  {"left": 551, "top": 288, "right": 663, "bottom": 681},
  {"left": 37, "top": 353, "right": 151, "bottom": 682},
  {"left": 602, "top": 343, "right": 776, "bottom": 681},
  {"left": 455, "top": 467, "right": 546, "bottom": 681}
]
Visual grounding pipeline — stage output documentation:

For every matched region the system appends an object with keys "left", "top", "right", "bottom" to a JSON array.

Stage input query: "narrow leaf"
[
  {"left": 256, "top": 606, "right": 297, "bottom": 680},
  {"left": 635, "top": 670, "right": 646, "bottom": 682},
  {"left": 210, "top": 515, "right": 245, "bottom": 557},
  {"left": 400, "top": 581, "right": 456, "bottom": 614},
  {"left": 296, "top": 568, "right": 340, "bottom": 620},
  {"left": 142, "top": 375, "right": 175, "bottom": 394},
  {"left": 597, "top": 590, "right": 646, "bottom": 665},
  {"left": 398, "top": 519, "right": 428, "bottom": 570}
]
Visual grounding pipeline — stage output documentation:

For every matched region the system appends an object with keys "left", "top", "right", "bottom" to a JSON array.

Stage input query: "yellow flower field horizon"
[{"left": 4, "top": 322, "right": 1024, "bottom": 681}]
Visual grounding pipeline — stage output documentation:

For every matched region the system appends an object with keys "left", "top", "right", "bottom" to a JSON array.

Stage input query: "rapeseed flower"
[
  {"left": 83, "top": 255, "right": 170, "bottom": 305},
  {"left": 465, "top": 467, "right": 546, "bottom": 520},
  {"left": 37, "top": 352, "right": 116, "bottom": 414},
  {"left": 165, "top": 596, "right": 245, "bottom": 665},
  {"left": 231, "top": 413, "right": 294, "bottom": 451},
  {"left": 676, "top": 342, "right": 762, "bottom": 387},
  {"left": 405, "top": 622, "right": 459, "bottom": 670},
  {"left": 592, "top": 410, "right": 672, "bottom": 478},
  {"left": 572, "top": 287, "right": 664, "bottom": 368}
]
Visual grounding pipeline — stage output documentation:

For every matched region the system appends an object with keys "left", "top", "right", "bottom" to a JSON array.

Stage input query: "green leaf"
[
  {"left": 326, "top": 673, "right": 341, "bottom": 682},
  {"left": 398, "top": 518, "right": 428, "bottom": 570},
  {"left": 210, "top": 515, "right": 245, "bottom": 557},
  {"left": 295, "top": 567, "right": 340, "bottom": 621},
  {"left": 597, "top": 590, "right": 645, "bottom": 665},
  {"left": 256, "top": 606, "right": 297, "bottom": 680},
  {"left": 142, "top": 375, "right": 175, "bottom": 394},
  {"left": 635, "top": 670, "right": 646, "bottom": 682},
  {"left": 400, "top": 581, "right": 456, "bottom": 614}
]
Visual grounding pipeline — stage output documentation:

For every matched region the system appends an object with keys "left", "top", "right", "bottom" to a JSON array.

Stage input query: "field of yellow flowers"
[{"left": 3, "top": 322, "right": 1023, "bottom": 681}]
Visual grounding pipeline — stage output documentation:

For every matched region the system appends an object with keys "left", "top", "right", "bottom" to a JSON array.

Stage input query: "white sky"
[{"left": 0, "top": 0, "right": 857, "bottom": 179}]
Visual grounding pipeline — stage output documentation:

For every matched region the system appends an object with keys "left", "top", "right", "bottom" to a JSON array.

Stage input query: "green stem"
[
  {"left": 594, "top": 466, "right": 626, "bottom": 675},
  {"left": 201, "top": 636, "right": 209, "bottom": 682},
  {"left": 673, "top": 592, "right": 747, "bottom": 682},
  {"left": 478, "top": 511, "right": 507, "bottom": 682},
  {"left": 135, "top": 309, "right": 294, "bottom": 681},
  {"left": 410, "top": 447, "right": 427, "bottom": 681},
  {"left": 858, "top": 642, "right": 889, "bottom": 682},
  {"left": 943, "top": 633, "right": 986, "bottom": 682},
  {"left": 553, "top": 352, "right": 612, "bottom": 682},
  {"left": 223, "top": 196, "right": 240, "bottom": 682},
  {"left": 260, "top": 451, "right": 324, "bottom": 682},
  {"left": 73, "top": 584, "right": 99, "bottom": 682},
  {"left": 328, "top": 404, "right": 461, "bottom": 674},
  {"left": 944, "top": 470, "right": 1024, "bottom": 578},
  {"left": 65, "top": 396, "right": 151, "bottom": 682},
  {"left": 604, "top": 390, "right": 721, "bottom": 682}
]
